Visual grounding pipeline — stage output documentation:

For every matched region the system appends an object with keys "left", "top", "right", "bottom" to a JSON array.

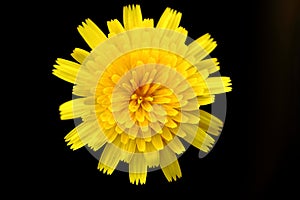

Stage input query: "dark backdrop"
[{"left": 11, "top": 0, "right": 299, "bottom": 199}]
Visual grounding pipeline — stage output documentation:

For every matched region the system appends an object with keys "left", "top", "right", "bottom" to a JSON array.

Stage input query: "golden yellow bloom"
[{"left": 53, "top": 4, "right": 232, "bottom": 185}]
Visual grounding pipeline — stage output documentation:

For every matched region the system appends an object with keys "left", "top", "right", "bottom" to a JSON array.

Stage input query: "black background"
[{"left": 9, "top": 0, "right": 300, "bottom": 199}]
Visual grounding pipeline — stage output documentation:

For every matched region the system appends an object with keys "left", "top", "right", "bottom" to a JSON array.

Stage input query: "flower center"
[{"left": 128, "top": 84, "right": 156, "bottom": 124}]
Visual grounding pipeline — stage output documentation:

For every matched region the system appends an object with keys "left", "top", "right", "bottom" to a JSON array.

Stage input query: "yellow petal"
[
  {"left": 136, "top": 138, "right": 146, "bottom": 152},
  {"left": 147, "top": 83, "right": 161, "bottom": 95},
  {"left": 71, "top": 48, "right": 89, "bottom": 64},
  {"left": 142, "top": 18, "right": 154, "bottom": 28},
  {"left": 64, "top": 126, "right": 84, "bottom": 150},
  {"left": 90, "top": 129, "right": 108, "bottom": 151},
  {"left": 98, "top": 139, "right": 122, "bottom": 174},
  {"left": 54, "top": 58, "right": 80, "bottom": 73},
  {"left": 53, "top": 58, "right": 81, "bottom": 83},
  {"left": 125, "top": 139, "right": 137, "bottom": 153},
  {"left": 152, "top": 87, "right": 173, "bottom": 97},
  {"left": 157, "top": 7, "right": 182, "bottom": 30},
  {"left": 161, "top": 160, "right": 182, "bottom": 182},
  {"left": 135, "top": 107, "right": 145, "bottom": 122},
  {"left": 195, "top": 58, "right": 220, "bottom": 74},
  {"left": 173, "top": 80, "right": 190, "bottom": 93},
  {"left": 129, "top": 154, "right": 147, "bottom": 185},
  {"left": 123, "top": 5, "right": 143, "bottom": 30},
  {"left": 127, "top": 125, "right": 139, "bottom": 138},
  {"left": 204, "top": 76, "right": 232, "bottom": 94},
  {"left": 186, "top": 33, "right": 217, "bottom": 61},
  {"left": 129, "top": 100, "right": 139, "bottom": 112},
  {"left": 152, "top": 96, "right": 171, "bottom": 104},
  {"left": 169, "top": 126, "right": 186, "bottom": 138},
  {"left": 160, "top": 147, "right": 182, "bottom": 181},
  {"left": 144, "top": 142, "right": 160, "bottom": 168},
  {"left": 172, "top": 112, "right": 189, "bottom": 123},
  {"left": 165, "top": 117, "right": 178, "bottom": 128},
  {"left": 105, "top": 127, "right": 118, "bottom": 142},
  {"left": 65, "top": 121, "right": 107, "bottom": 151},
  {"left": 102, "top": 121, "right": 115, "bottom": 130},
  {"left": 52, "top": 70, "right": 75, "bottom": 84},
  {"left": 77, "top": 18, "right": 107, "bottom": 49},
  {"left": 181, "top": 123, "right": 215, "bottom": 152},
  {"left": 192, "top": 129, "right": 215, "bottom": 153},
  {"left": 149, "top": 121, "right": 163, "bottom": 133},
  {"left": 59, "top": 99, "right": 80, "bottom": 120},
  {"left": 99, "top": 109, "right": 113, "bottom": 122},
  {"left": 166, "top": 136, "right": 185, "bottom": 154},
  {"left": 164, "top": 105, "right": 179, "bottom": 116},
  {"left": 181, "top": 111, "right": 200, "bottom": 124},
  {"left": 159, "top": 53, "right": 178, "bottom": 67},
  {"left": 111, "top": 74, "right": 121, "bottom": 84},
  {"left": 175, "top": 26, "right": 188, "bottom": 36},
  {"left": 161, "top": 126, "right": 173, "bottom": 141},
  {"left": 120, "top": 133, "right": 129, "bottom": 144},
  {"left": 180, "top": 102, "right": 199, "bottom": 112},
  {"left": 199, "top": 110, "right": 223, "bottom": 136},
  {"left": 115, "top": 125, "right": 123, "bottom": 134},
  {"left": 107, "top": 19, "right": 125, "bottom": 35},
  {"left": 197, "top": 94, "right": 215, "bottom": 106},
  {"left": 175, "top": 59, "right": 191, "bottom": 75},
  {"left": 141, "top": 125, "right": 151, "bottom": 136},
  {"left": 151, "top": 134, "right": 164, "bottom": 150},
  {"left": 103, "top": 86, "right": 114, "bottom": 95},
  {"left": 141, "top": 101, "right": 152, "bottom": 112},
  {"left": 97, "top": 163, "right": 115, "bottom": 175},
  {"left": 59, "top": 98, "right": 94, "bottom": 120},
  {"left": 151, "top": 105, "right": 167, "bottom": 117}
]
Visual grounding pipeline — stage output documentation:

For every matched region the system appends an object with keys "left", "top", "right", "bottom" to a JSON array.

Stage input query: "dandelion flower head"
[{"left": 53, "top": 4, "right": 232, "bottom": 185}]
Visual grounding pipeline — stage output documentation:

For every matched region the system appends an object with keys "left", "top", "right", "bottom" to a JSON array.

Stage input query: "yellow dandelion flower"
[{"left": 53, "top": 4, "right": 232, "bottom": 185}]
